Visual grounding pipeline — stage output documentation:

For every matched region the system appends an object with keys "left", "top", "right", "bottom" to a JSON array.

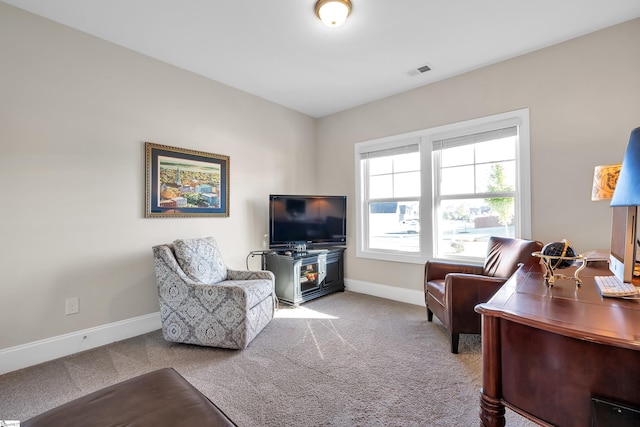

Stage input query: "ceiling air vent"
[{"left": 408, "top": 64, "right": 432, "bottom": 76}]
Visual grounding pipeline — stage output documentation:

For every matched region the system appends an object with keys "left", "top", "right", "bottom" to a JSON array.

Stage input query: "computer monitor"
[{"left": 609, "top": 206, "right": 637, "bottom": 283}]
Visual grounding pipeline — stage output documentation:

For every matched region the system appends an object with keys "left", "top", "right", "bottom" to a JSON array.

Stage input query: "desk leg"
[{"left": 479, "top": 315, "right": 505, "bottom": 427}]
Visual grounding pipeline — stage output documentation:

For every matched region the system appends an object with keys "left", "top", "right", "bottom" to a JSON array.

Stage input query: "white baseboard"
[
  {"left": 0, "top": 312, "right": 161, "bottom": 375},
  {"left": 345, "top": 278, "right": 426, "bottom": 307}
]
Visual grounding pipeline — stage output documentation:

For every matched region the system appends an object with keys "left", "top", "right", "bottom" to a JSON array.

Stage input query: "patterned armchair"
[{"left": 152, "top": 237, "right": 275, "bottom": 349}]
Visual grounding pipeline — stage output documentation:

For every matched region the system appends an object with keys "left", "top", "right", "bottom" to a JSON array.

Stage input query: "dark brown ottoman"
[{"left": 23, "top": 367, "right": 236, "bottom": 427}]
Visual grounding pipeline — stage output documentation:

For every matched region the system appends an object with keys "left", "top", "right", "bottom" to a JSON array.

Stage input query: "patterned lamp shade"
[{"left": 591, "top": 163, "right": 621, "bottom": 201}]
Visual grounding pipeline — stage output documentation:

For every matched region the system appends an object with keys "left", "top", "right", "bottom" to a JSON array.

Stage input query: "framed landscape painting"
[{"left": 145, "top": 142, "right": 229, "bottom": 218}]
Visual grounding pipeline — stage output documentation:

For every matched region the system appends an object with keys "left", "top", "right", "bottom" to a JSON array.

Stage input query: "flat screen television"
[
  {"left": 269, "top": 194, "right": 347, "bottom": 250},
  {"left": 609, "top": 205, "right": 637, "bottom": 283}
]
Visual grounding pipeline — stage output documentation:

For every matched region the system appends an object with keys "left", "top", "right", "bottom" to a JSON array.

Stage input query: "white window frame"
[
  {"left": 354, "top": 108, "right": 531, "bottom": 264},
  {"left": 355, "top": 136, "right": 425, "bottom": 263}
]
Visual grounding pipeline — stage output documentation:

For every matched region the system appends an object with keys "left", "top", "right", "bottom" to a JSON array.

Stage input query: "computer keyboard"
[{"left": 594, "top": 275, "right": 640, "bottom": 297}]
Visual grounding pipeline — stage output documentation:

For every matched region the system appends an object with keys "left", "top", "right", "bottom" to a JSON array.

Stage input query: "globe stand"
[{"left": 533, "top": 252, "right": 587, "bottom": 286}]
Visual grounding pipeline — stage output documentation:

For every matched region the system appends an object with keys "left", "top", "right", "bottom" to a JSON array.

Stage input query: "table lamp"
[{"left": 610, "top": 127, "right": 640, "bottom": 207}]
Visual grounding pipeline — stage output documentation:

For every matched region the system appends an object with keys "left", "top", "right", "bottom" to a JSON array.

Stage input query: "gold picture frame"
[{"left": 145, "top": 142, "right": 229, "bottom": 218}]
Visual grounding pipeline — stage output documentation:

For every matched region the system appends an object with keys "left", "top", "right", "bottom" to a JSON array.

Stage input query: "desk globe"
[{"left": 541, "top": 240, "right": 577, "bottom": 269}]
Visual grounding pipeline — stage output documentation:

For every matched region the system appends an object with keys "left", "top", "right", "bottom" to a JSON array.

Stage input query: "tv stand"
[{"left": 264, "top": 248, "right": 345, "bottom": 306}]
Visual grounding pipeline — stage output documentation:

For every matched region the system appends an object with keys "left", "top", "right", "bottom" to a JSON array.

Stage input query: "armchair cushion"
[
  {"left": 173, "top": 237, "right": 227, "bottom": 284},
  {"left": 483, "top": 236, "right": 541, "bottom": 277}
]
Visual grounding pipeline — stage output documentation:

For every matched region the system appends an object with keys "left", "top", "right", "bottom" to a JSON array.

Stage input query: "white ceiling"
[{"left": 4, "top": 0, "right": 640, "bottom": 118}]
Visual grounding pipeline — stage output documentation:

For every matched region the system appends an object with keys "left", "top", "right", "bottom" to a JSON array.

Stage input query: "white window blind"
[
  {"left": 432, "top": 126, "right": 517, "bottom": 151},
  {"left": 360, "top": 143, "right": 420, "bottom": 160}
]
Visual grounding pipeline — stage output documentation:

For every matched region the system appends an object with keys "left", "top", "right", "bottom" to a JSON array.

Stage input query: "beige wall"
[
  {"left": 0, "top": 3, "right": 316, "bottom": 349},
  {"left": 316, "top": 18, "right": 640, "bottom": 293}
]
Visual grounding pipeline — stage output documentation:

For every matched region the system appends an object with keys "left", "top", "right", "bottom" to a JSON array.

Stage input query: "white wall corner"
[
  {"left": 344, "top": 278, "right": 425, "bottom": 307},
  {"left": 0, "top": 312, "right": 161, "bottom": 375}
]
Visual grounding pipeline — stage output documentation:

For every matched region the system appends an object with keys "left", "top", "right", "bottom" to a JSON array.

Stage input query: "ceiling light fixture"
[{"left": 315, "top": 0, "right": 352, "bottom": 27}]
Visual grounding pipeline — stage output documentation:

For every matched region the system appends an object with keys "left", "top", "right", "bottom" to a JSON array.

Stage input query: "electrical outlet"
[{"left": 65, "top": 297, "right": 79, "bottom": 315}]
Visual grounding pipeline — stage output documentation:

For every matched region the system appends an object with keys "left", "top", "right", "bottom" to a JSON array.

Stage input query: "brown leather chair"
[{"left": 424, "top": 236, "right": 543, "bottom": 353}]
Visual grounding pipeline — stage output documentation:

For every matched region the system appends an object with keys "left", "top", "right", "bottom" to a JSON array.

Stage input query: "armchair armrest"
[
  {"left": 424, "top": 260, "right": 484, "bottom": 283},
  {"left": 445, "top": 273, "right": 507, "bottom": 293},
  {"left": 224, "top": 269, "right": 276, "bottom": 309},
  {"left": 227, "top": 269, "right": 275, "bottom": 283},
  {"left": 444, "top": 273, "right": 507, "bottom": 329}
]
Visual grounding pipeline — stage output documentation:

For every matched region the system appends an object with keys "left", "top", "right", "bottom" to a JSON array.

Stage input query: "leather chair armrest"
[
  {"left": 424, "top": 260, "right": 484, "bottom": 283},
  {"left": 445, "top": 273, "right": 507, "bottom": 291},
  {"left": 445, "top": 273, "right": 507, "bottom": 325}
]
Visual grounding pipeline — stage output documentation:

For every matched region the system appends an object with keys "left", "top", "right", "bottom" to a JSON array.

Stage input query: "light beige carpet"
[{"left": 0, "top": 291, "right": 538, "bottom": 426}]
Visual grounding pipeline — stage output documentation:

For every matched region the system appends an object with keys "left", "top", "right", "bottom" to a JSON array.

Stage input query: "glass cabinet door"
[
  {"left": 299, "top": 254, "right": 326, "bottom": 294},
  {"left": 300, "top": 263, "right": 319, "bottom": 293}
]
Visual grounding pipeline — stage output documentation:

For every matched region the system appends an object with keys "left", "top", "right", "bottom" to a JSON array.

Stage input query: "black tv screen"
[{"left": 269, "top": 195, "right": 347, "bottom": 249}]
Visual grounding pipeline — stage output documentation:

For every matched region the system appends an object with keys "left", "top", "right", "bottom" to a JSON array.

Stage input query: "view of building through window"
[
  {"left": 366, "top": 150, "right": 420, "bottom": 253},
  {"left": 437, "top": 197, "right": 515, "bottom": 257},
  {"left": 368, "top": 200, "right": 420, "bottom": 252},
  {"left": 435, "top": 134, "right": 517, "bottom": 258}
]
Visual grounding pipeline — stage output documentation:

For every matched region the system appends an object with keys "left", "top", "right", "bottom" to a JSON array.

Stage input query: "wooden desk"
[{"left": 475, "top": 264, "right": 640, "bottom": 427}]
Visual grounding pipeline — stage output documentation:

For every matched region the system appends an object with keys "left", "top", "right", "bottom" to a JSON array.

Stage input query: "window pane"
[
  {"left": 369, "top": 201, "right": 419, "bottom": 252},
  {"left": 394, "top": 171, "right": 420, "bottom": 197},
  {"left": 393, "top": 152, "right": 420, "bottom": 173},
  {"left": 475, "top": 137, "right": 516, "bottom": 164},
  {"left": 475, "top": 161, "right": 516, "bottom": 194},
  {"left": 368, "top": 151, "right": 420, "bottom": 199},
  {"left": 441, "top": 166, "right": 474, "bottom": 195},
  {"left": 370, "top": 174, "right": 393, "bottom": 199},
  {"left": 441, "top": 145, "right": 474, "bottom": 167},
  {"left": 437, "top": 197, "right": 515, "bottom": 258},
  {"left": 370, "top": 157, "right": 392, "bottom": 175}
]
